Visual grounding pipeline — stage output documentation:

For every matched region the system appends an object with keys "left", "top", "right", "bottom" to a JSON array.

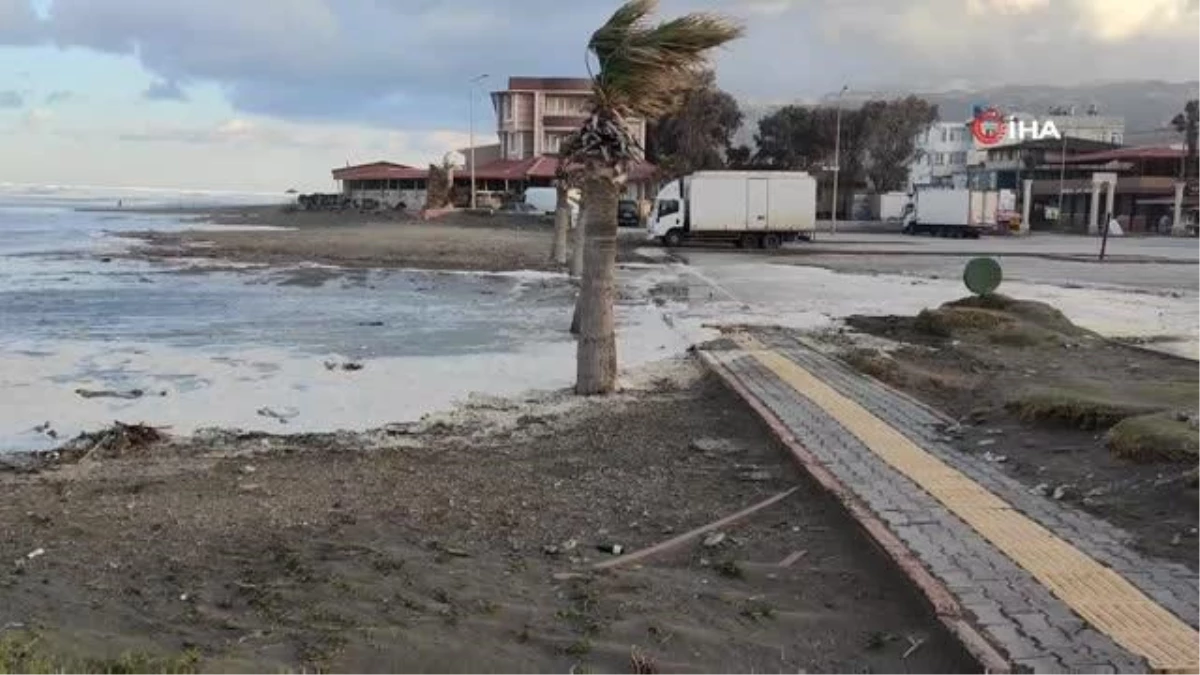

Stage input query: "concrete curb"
[{"left": 699, "top": 350, "right": 1012, "bottom": 674}]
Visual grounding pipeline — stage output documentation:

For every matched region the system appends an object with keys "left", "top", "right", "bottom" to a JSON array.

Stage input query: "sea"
[{"left": 0, "top": 184, "right": 691, "bottom": 452}]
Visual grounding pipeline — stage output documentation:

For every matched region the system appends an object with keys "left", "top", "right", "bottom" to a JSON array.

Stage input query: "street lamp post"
[
  {"left": 469, "top": 73, "right": 489, "bottom": 210},
  {"left": 1056, "top": 132, "right": 1067, "bottom": 224},
  {"left": 831, "top": 85, "right": 848, "bottom": 234}
]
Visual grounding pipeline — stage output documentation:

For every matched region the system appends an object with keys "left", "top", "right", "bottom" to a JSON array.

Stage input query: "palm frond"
[{"left": 588, "top": 1, "right": 743, "bottom": 121}]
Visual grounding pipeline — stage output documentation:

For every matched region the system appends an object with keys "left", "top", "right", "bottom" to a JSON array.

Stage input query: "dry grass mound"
[
  {"left": 1006, "top": 387, "right": 1162, "bottom": 430},
  {"left": 1106, "top": 412, "right": 1199, "bottom": 463},
  {"left": 944, "top": 294, "right": 1092, "bottom": 337},
  {"left": 913, "top": 294, "right": 1094, "bottom": 347}
]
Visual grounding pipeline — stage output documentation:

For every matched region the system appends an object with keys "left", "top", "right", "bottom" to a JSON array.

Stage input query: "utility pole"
[
  {"left": 1056, "top": 132, "right": 1067, "bottom": 224},
  {"left": 831, "top": 85, "right": 848, "bottom": 234},
  {"left": 469, "top": 73, "right": 489, "bottom": 210}
]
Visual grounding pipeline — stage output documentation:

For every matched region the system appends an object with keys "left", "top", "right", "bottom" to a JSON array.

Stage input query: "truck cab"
[{"left": 648, "top": 179, "right": 686, "bottom": 245}]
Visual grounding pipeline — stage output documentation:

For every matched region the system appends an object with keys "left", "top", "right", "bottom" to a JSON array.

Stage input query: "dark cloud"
[
  {"left": 143, "top": 79, "right": 187, "bottom": 102},
  {"left": 0, "top": 90, "right": 23, "bottom": 108},
  {"left": 0, "top": 0, "right": 1195, "bottom": 128},
  {"left": 0, "top": 0, "right": 42, "bottom": 44}
]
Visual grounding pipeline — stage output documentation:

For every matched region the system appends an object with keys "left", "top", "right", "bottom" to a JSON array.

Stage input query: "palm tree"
[
  {"left": 549, "top": 163, "right": 573, "bottom": 266},
  {"left": 1171, "top": 99, "right": 1198, "bottom": 181},
  {"left": 570, "top": 0, "right": 742, "bottom": 394}
]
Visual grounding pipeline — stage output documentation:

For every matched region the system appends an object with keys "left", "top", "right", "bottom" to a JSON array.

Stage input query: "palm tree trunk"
[
  {"left": 575, "top": 172, "right": 620, "bottom": 395},
  {"left": 550, "top": 183, "right": 570, "bottom": 265},
  {"left": 569, "top": 202, "right": 586, "bottom": 277}
]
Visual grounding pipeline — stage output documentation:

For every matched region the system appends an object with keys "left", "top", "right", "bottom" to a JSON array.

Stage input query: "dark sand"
[{"left": 0, "top": 365, "right": 977, "bottom": 673}]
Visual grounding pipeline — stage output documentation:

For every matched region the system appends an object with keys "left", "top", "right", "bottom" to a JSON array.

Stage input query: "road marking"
[{"left": 730, "top": 333, "right": 1199, "bottom": 673}]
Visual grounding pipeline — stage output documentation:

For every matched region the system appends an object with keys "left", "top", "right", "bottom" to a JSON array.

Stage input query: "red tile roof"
[
  {"left": 332, "top": 161, "right": 427, "bottom": 181},
  {"left": 1061, "top": 145, "right": 1185, "bottom": 164},
  {"left": 332, "top": 156, "right": 658, "bottom": 183}
]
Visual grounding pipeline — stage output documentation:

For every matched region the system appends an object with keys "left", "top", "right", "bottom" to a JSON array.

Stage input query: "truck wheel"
[
  {"left": 663, "top": 229, "right": 684, "bottom": 247},
  {"left": 761, "top": 233, "right": 782, "bottom": 249}
]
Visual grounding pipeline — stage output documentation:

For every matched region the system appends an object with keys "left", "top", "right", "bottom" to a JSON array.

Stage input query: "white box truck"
[
  {"left": 901, "top": 187, "right": 1019, "bottom": 238},
  {"left": 647, "top": 171, "right": 816, "bottom": 248},
  {"left": 871, "top": 191, "right": 909, "bottom": 221}
]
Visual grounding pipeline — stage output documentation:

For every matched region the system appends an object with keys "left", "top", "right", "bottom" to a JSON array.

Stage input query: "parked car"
[
  {"left": 499, "top": 202, "right": 541, "bottom": 215},
  {"left": 618, "top": 199, "right": 641, "bottom": 228}
]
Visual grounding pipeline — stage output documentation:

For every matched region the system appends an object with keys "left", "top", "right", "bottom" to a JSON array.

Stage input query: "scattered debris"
[
  {"left": 1030, "top": 483, "right": 1051, "bottom": 497},
  {"left": 596, "top": 543, "right": 624, "bottom": 555},
  {"left": 982, "top": 451, "right": 1007, "bottom": 463},
  {"left": 702, "top": 532, "right": 726, "bottom": 548},
  {"left": 902, "top": 635, "right": 927, "bottom": 659},
  {"left": 324, "top": 360, "right": 364, "bottom": 372},
  {"left": 976, "top": 438, "right": 996, "bottom": 447},
  {"left": 714, "top": 559, "right": 743, "bottom": 579},
  {"left": 256, "top": 407, "right": 299, "bottom": 424},
  {"left": 357, "top": 320, "right": 385, "bottom": 327},
  {"left": 1052, "top": 484, "right": 1076, "bottom": 501},
  {"left": 689, "top": 437, "right": 743, "bottom": 454},
  {"left": 240, "top": 464, "right": 257, "bottom": 475},
  {"left": 560, "top": 539, "right": 578, "bottom": 553},
  {"left": 26, "top": 548, "right": 45, "bottom": 560},
  {"left": 594, "top": 488, "right": 799, "bottom": 571},
  {"left": 1170, "top": 533, "right": 1182, "bottom": 546},
  {"left": 738, "top": 469, "right": 772, "bottom": 482},
  {"left": 777, "top": 550, "right": 808, "bottom": 568},
  {"left": 62, "top": 421, "right": 167, "bottom": 462},
  {"left": 74, "top": 388, "right": 145, "bottom": 400}
]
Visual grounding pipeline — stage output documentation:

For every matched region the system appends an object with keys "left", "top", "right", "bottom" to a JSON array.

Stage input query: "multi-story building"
[
  {"left": 490, "top": 77, "right": 646, "bottom": 160},
  {"left": 908, "top": 121, "right": 973, "bottom": 189}
]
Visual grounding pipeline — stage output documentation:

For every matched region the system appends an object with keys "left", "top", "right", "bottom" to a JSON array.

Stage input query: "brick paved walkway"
[{"left": 700, "top": 329, "right": 1199, "bottom": 674}]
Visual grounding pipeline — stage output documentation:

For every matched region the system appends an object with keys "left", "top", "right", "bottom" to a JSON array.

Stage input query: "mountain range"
[{"left": 734, "top": 80, "right": 1200, "bottom": 149}]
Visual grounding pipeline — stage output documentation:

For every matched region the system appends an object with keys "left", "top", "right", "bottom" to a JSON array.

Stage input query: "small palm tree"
[
  {"left": 1171, "top": 99, "right": 1198, "bottom": 181},
  {"left": 549, "top": 162, "right": 574, "bottom": 267},
  {"left": 571, "top": 0, "right": 742, "bottom": 394}
]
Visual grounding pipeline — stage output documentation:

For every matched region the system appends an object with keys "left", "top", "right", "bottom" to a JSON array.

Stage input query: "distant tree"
[
  {"left": 1171, "top": 99, "right": 1198, "bottom": 181},
  {"left": 858, "top": 96, "right": 939, "bottom": 191},
  {"left": 751, "top": 105, "right": 825, "bottom": 170},
  {"left": 425, "top": 164, "right": 452, "bottom": 209},
  {"left": 750, "top": 97, "right": 935, "bottom": 192},
  {"left": 645, "top": 70, "right": 743, "bottom": 178},
  {"left": 726, "top": 144, "right": 755, "bottom": 169}
]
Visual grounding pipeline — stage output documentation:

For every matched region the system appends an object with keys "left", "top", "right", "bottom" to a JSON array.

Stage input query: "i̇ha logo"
[{"left": 971, "top": 106, "right": 1061, "bottom": 146}]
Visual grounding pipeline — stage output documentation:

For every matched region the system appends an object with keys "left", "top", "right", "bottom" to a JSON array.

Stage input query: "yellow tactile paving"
[{"left": 729, "top": 333, "right": 1200, "bottom": 673}]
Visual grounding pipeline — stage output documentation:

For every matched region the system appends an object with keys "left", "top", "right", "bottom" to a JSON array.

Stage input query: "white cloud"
[{"left": 3, "top": 114, "right": 477, "bottom": 191}]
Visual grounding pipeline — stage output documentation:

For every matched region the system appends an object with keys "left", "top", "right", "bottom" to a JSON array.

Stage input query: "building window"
[
  {"left": 503, "top": 96, "right": 513, "bottom": 122},
  {"left": 545, "top": 133, "right": 562, "bottom": 154}
]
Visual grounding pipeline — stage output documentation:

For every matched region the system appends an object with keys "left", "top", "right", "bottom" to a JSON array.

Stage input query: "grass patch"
[
  {"left": 841, "top": 348, "right": 973, "bottom": 394},
  {"left": 0, "top": 631, "right": 200, "bottom": 675},
  {"left": 1106, "top": 412, "right": 1199, "bottom": 463},
  {"left": 1006, "top": 387, "right": 1161, "bottom": 430}
]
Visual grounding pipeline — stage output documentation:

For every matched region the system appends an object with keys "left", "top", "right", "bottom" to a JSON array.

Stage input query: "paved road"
[
  {"left": 704, "top": 331, "right": 1199, "bottom": 673},
  {"left": 666, "top": 231, "right": 1199, "bottom": 293}
]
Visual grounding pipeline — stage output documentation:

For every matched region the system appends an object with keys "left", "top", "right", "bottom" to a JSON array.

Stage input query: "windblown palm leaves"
[{"left": 573, "top": 0, "right": 744, "bottom": 168}]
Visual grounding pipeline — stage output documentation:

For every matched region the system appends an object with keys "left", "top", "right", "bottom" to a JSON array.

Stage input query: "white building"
[
  {"left": 908, "top": 121, "right": 972, "bottom": 190},
  {"left": 910, "top": 112, "right": 1126, "bottom": 190}
]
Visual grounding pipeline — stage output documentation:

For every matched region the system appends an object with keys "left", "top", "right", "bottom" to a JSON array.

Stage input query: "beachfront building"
[
  {"left": 329, "top": 76, "right": 658, "bottom": 210},
  {"left": 491, "top": 76, "right": 646, "bottom": 161},
  {"left": 332, "top": 161, "right": 428, "bottom": 208},
  {"left": 464, "top": 76, "right": 657, "bottom": 203}
]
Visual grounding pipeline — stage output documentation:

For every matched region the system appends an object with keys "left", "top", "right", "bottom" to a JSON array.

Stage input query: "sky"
[{"left": 0, "top": 0, "right": 1197, "bottom": 192}]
